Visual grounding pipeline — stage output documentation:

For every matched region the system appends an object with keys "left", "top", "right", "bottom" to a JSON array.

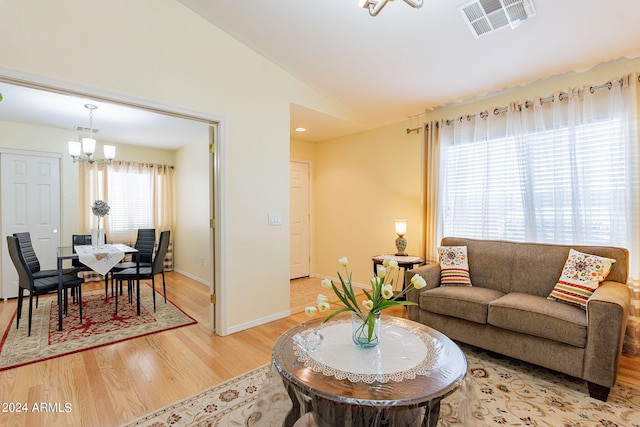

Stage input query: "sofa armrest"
[
  {"left": 404, "top": 264, "right": 441, "bottom": 321},
  {"left": 583, "top": 280, "right": 632, "bottom": 387}
]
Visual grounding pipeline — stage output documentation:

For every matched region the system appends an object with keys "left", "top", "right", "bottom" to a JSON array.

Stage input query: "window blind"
[
  {"left": 107, "top": 169, "right": 153, "bottom": 232},
  {"left": 442, "top": 118, "right": 629, "bottom": 246}
]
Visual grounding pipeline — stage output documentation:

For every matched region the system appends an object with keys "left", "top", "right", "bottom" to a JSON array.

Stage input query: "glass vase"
[
  {"left": 91, "top": 228, "right": 105, "bottom": 248},
  {"left": 351, "top": 311, "right": 381, "bottom": 348}
]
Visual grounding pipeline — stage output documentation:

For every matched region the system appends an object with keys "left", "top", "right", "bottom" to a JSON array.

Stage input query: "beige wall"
[
  {"left": 0, "top": 0, "right": 356, "bottom": 334},
  {"left": 290, "top": 138, "right": 316, "bottom": 162},
  {"left": 111, "top": 143, "right": 175, "bottom": 166},
  {"left": 313, "top": 120, "right": 423, "bottom": 286},
  {"left": 174, "top": 139, "right": 211, "bottom": 284},
  {"left": 311, "top": 57, "right": 640, "bottom": 287}
]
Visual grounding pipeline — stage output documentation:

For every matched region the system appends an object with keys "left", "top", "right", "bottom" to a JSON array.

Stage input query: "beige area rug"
[
  {"left": 0, "top": 285, "right": 196, "bottom": 371},
  {"left": 122, "top": 344, "right": 640, "bottom": 427}
]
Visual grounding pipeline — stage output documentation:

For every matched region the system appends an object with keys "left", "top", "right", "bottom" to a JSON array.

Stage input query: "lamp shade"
[
  {"left": 68, "top": 141, "right": 82, "bottom": 157},
  {"left": 103, "top": 145, "right": 116, "bottom": 160},
  {"left": 82, "top": 137, "right": 96, "bottom": 155},
  {"left": 395, "top": 219, "right": 408, "bottom": 236}
]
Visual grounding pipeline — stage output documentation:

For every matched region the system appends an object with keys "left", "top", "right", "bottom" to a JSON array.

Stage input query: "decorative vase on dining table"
[
  {"left": 351, "top": 311, "right": 381, "bottom": 348},
  {"left": 91, "top": 228, "right": 105, "bottom": 248}
]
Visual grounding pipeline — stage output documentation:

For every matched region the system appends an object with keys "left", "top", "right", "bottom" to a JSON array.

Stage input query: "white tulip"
[
  {"left": 410, "top": 274, "right": 427, "bottom": 289},
  {"left": 382, "top": 284, "right": 394, "bottom": 299}
]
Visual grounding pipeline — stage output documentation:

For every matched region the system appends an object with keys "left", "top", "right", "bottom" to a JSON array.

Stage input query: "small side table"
[{"left": 372, "top": 255, "right": 425, "bottom": 298}]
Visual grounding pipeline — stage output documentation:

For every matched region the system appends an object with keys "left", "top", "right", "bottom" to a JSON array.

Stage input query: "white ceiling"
[
  {"left": 179, "top": 0, "right": 640, "bottom": 142},
  {"left": 1, "top": 0, "right": 640, "bottom": 146},
  {"left": 0, "top": 81, "right": 211, "bottom": 150}
]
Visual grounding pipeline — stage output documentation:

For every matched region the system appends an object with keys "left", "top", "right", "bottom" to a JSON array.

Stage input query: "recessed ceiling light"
[{"left": 295, "top": 127, "right": 306, "bottom": 132}]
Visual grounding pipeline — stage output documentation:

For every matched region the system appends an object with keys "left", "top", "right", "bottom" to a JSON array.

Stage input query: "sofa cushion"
[
  {"left": 547, "top": 249, "right": 616, "bottom": 309},
  {"left": 438, "top": 246, "right": 472, "bottom": 286},
  {"left": 488, "top": 292, "right": 588, "bottom": 347},
  {"left": 419, "top": 286, "right": 504, "bottom": 324},
  {"left": 441, "top": 237, "right": 514, "bottom": 293}
]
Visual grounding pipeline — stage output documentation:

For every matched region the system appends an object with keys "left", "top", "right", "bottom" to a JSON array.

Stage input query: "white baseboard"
[
  {"left": 173, "top": 268, "right": 212, "bottom": 288},
  {"left": 224, "top": 310, "right": 292, "bottom": 335}
]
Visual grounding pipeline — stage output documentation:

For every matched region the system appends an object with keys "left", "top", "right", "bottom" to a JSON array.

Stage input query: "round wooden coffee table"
[{"left": 272, "top": 315, "right": 467, "bottom": 427}]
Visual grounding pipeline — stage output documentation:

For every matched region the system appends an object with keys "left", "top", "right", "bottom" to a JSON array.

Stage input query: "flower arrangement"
[
  {"left": 305, "top": 257, "right": 427, "bottom": 346},
  {"left": 91, "top": 200, "right": 110, "bottom": 229}
]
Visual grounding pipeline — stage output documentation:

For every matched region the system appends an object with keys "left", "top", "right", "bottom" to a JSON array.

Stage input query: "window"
[
  {"left": 107, "top": 168, "right": 153, "bottom": 232},
  {"left": 441, "top": 118, "right": 629, "bottom": 246},
  {"left": 81, "top": 161, "right": 174, "bottom": 245}
]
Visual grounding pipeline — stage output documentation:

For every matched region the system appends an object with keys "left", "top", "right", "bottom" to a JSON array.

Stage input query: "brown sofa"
[{"left": 405, "top": 237, "right": 632, "bottom": 401}]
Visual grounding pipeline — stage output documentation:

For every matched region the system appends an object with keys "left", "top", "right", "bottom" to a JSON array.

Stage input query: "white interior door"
[
  {"left": 1, "top": 151, "right": 61, "bottom": 300},
  {"left": 290, "top": 160, "right": 310, "bottom": 279}
]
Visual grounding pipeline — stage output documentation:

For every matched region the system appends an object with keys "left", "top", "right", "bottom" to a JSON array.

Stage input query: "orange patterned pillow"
[
  {"left": 438, "top": 246, "right": 472, "bottom": 286},
  {"left": 547, "top": 249, "right": 615, "bottom": 309}
]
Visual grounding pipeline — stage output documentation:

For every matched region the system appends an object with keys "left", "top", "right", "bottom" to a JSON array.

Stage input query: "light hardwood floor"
[{"left": 0, "top": 273, "right": 638, "bottom": 427}]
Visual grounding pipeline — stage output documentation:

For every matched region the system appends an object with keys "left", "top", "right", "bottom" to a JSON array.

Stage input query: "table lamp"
[{"left": 394, "top": 219, "right": 408, "bottom": 256}]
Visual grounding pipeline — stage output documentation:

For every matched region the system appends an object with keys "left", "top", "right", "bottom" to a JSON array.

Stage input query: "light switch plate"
[{"left": 268, "top": 213, "right": 282, "bottom": 226}]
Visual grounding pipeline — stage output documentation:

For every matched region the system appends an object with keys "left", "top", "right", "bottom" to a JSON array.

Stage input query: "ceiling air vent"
[{"left": 458, "top": 0, "right": 536, "bottom": 39}]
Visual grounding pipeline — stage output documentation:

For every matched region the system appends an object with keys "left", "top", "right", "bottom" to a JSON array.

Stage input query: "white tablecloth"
[{"left": 75, "top": 244, "right": 125, "bottom": 275}]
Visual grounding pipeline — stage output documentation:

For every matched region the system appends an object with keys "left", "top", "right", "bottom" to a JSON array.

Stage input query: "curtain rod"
[
  {"left": 413, "top": 75, "right": 640, "bottom": 131},
  {"left": 444, "top": 80, "right": 622, "bottom": 126},
  {"left": 406, "top": 111, "right": 427, "bottom": 134},
  {"left": 445, "top": 80, "right": 622, "bottom": 126},
  {"left": 109, "top": 160, "right": 174, "bottom": 169}
]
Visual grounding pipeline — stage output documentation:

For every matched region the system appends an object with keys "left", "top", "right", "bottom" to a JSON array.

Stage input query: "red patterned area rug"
[{"left": 0, "top": 285, "right": 196, "bottom": 371}]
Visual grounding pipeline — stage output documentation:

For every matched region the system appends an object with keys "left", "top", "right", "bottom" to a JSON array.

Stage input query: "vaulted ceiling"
[
  {"left": 178, "top": 0, "right": 640, "bottom": 141},
  {"left": 2, "top": 1, "right": 640, "bottom": 146}
]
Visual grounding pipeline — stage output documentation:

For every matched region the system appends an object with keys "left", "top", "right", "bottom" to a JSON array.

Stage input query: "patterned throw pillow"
[
  {"left": 438, "top": 246, "right": 472, "bottom": 286},
  {"left": 547, "top": 249, "right": 616, "bottom": 309}
]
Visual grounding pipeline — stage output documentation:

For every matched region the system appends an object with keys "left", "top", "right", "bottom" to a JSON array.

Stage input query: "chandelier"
[
  {"left": 68, "top": 104, "right": 116, "bottom": 164},
  {"left": 359, "top": 0, "right": 423, "bottom": 16}
]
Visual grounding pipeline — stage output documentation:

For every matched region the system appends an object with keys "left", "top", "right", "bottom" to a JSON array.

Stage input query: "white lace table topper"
[
  {"left": 75, "top": 244, "right": 125, "bottom": 276},
  {"left": 294, "top": 319, "right": 438, "bottom": 384}
]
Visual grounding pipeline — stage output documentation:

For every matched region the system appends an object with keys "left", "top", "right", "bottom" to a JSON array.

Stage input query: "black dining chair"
[
  {"left": 14, "top": 232, "right": 82, "bottom": 306},
  {"left": 14, "top": 232, "right": 81, "bottom": 279},
  {"left": 113, "top": 230, "right": 170, "bottom": 314},
  {"left": 109, "top": 228, "right": 155, "bottom": 297},
  {"left": 71, "top": 234, "right": 100, "bottom": 300},
  {"left": 71, "top": 234, "right": 93, "bottom": 271},
  {"left": 7, "top": 236, "right": 84, "bottom": 336}
]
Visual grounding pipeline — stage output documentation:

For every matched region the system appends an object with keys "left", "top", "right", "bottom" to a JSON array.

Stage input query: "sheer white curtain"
[
  {"left": 80, "top": 161, "right": 174, "bottom": 245},
  {"left": 438, "top": 74, "right": 639, "bottom": 279}
]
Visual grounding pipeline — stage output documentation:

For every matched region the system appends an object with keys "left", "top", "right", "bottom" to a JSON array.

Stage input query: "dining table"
[{"left": 56, "top": 243, "right": 139, "bottom": 331}]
